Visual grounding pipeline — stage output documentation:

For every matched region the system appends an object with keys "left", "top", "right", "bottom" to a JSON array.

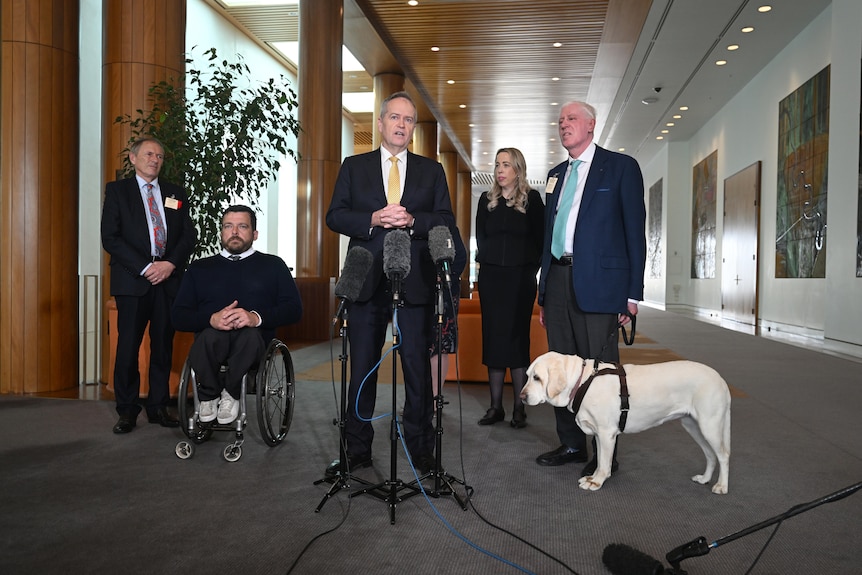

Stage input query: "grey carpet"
[{"left": 1, "top": 306, "right": 861, "bottom": 575}]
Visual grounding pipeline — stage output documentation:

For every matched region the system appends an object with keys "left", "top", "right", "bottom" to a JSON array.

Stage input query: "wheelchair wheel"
[
  {"left": 177, "top": 358, "right": 212, "bottom": 444},
  {"left": 256, "top": 339, "right": 295, "bottom": 446}
]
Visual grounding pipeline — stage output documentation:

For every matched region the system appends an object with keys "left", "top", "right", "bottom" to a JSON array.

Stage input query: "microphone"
[
  {"left": 383, "top": 229, "right": 411, "bottom": 303},
  {"left": 332, "top": 246, "right": 373, "bottom": 324},
  {"left": 602, "top": 543, "right": 666, "bottom": 575},
  {"left": 428, "top": 225, "right": 455, "bottom": 285}
]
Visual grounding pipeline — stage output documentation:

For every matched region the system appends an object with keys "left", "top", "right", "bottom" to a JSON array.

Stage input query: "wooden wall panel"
[
  {"left": 1, "top": 0, "right": 80, "bottom": 394},
  {"left": 99, "top": 0, "right": 186, "bottom": 383}
]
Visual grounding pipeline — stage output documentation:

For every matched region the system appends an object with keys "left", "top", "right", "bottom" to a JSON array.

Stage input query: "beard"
[{"left": 222, "top": 236, "right": 252, "bottom": 255}]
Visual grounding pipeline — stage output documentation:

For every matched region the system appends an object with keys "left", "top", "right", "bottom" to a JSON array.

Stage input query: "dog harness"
[{"left": 568, "top": 362, "right": 631, "bottom": 432}]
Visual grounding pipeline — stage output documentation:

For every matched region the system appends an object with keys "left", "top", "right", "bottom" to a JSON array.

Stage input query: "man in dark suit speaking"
[
  {"left": 101, "top": 137, "right": 196, "bottom": 434},
  {"left": 536, "top": 101, "right": 646, "bottom": 476},
  {"left": 325, "top": 91, "right": 455, "bottom": 476}
]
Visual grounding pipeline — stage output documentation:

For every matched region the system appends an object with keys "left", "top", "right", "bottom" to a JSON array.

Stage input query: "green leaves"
[{"left": 115, "top": 47, "right": 301, "bottom": 259}]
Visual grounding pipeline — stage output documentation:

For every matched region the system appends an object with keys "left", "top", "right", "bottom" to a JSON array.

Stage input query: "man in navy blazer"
[
  {"left": 101, "top": 137, "right": 196, "bottom": 434},
  {"left": 325, "top": 91, "right": 455, "bottom": 476},
  {"left": 536, "top": 101, "right": 646, "bottom": 476}
]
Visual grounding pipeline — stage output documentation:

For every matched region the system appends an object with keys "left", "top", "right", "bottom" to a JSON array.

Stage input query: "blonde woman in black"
[{"left": 475, "top": 148, "right": 544, "bottom": 428}]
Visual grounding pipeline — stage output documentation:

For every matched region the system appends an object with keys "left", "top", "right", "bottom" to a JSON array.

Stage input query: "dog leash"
[{"left": 594, "top": 311, "right": 637, "bottom": 364}]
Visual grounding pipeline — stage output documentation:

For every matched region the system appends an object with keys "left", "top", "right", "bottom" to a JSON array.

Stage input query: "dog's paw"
[
  {"left": 691, "top": 474, "right": 710, "bottom": 485},
  {"left": 711, "top": 483, "right": 728, "bottom": 495},
  {"left": 578, "top": 476, "right": 604, "bottom": 491}
]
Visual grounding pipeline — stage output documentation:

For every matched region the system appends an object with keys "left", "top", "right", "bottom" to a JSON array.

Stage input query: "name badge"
[
  {"left": 165, "top": 197, "right": 181, "bottom": 210},
  {"left": 544, "top": 176, "right": 558, "bottom": 195}
]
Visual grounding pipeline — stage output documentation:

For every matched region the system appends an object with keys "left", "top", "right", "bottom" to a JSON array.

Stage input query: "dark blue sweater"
[{"left": 171, "top": 251, "right": 302, "bottom": 342}]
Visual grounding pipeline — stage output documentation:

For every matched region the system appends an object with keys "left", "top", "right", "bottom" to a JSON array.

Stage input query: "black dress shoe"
[
  {"left": 510, "top": 406, "right": 527, "bottom": 429},
  {"left": 415, "top": 452, "right": 437, "bottom": 475},
  {"left": 147, "top": 407, "right": 180, "bottom": 428},
  {"left": 581, "top": 458, "right": 620, "bottom": 477},
  {"left": 113, "top": 415, "right": 136, "bottom": 434},
  {"left": 536, "top": 444, "right": 588, "bottom": 466},
  {"left": 478, "top": 407, "right": 505, "bottom": 425},
  {"left": 325, "top": 453, "right": 372, "bottom": 477}
]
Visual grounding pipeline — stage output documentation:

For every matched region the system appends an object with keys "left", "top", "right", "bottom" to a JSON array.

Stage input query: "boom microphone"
[
  {"left": 428, "top": 225, "right": 455, "bottom": 285},
  {"left": 332, "top": 246, "right": 373, "bottom": 324},
  {"left": 602, "top": 543, "right": 666, "bottom": 575},
  {"left": 383, "top": 229, "right": 411, "bottom": 302}
]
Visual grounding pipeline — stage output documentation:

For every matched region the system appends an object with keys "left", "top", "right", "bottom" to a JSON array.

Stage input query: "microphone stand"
[
  {"left": 314, "top": 305, "right": 373, "bottom": 512},
  {"left": 664, "top": 481, "right": 862, "bottom": 573},
  {"left": 350, "top": 276, "right": 422, "bottom": 524},
  {"left": 409, "top": 273, "right": 472, "bottom": 509}
]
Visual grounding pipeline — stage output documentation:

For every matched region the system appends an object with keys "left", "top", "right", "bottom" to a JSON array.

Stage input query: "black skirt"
[{"left": 477, "top": 263, "right": 538, "bottom": 368}]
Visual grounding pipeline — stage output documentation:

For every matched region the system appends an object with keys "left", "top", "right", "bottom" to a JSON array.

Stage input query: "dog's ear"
[{"left": 545, "top": 356, "right": 568, "bottom": 404}]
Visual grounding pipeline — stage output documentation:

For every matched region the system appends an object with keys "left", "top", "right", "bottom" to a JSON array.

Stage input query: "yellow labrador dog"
[{"left": 522, "top": 351, "right": 730, "bottom": 494}]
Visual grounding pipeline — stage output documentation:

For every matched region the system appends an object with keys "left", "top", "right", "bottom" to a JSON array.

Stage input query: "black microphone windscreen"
[
  {"left": 428, "top": 225, "right": 456, "bottom": 264},
  {"left": 383, "top": 229, "right": 411, "bottom": 279},
  {"left": 602, "top": 543, "right": 665, "bottom": 575},
  {"left": 334, "top": 246, "right": 373, "bottom": 302}
]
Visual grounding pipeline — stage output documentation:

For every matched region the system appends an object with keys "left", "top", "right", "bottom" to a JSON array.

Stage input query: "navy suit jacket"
[
  {"left": 326, "top": 149, "right": 455, "bottom": 305},
  {"left": 538, "top": 145, "right": 646, "bottom": 313},
  {"left": 101, "top": 177, "right": 196, "bottom": 297}
]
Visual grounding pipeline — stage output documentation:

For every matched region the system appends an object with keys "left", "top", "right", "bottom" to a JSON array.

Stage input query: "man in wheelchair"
[{"left": 171, "top": 205, "right": 302, "bottom": 424}]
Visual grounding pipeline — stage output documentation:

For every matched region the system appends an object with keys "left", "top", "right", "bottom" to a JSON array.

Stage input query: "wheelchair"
[{"left": 174, "top": 338, "right": 295, "bottom": 462}]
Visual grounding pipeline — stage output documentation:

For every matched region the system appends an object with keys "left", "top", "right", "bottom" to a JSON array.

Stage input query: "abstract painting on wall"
[
  {"left": 648, "top": 178, "right": 663, "bottom": 279},
  {"left": 776, "top": 65, "right": 829, "bottom": 279},
  {"left": 691, "top": 151, "right": 717, "bottom": 279}
]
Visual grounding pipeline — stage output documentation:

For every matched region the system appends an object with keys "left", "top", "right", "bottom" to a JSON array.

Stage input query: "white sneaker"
[
  {"left": 199, "top": 399, "right": 218, "bottom": 423},
  {"left": 217, "top": 389, "right": 239, "bottom": 424}
]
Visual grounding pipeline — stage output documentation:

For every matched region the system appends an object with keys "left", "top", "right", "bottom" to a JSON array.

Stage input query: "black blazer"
[
  {"left": 326, "top": 149, "right": 455, "bottom": 305},
  {"left": 538, "top": 145, "right": 646, "bottom": 312},
  {"left": 101, "top": 177, "right": 196, "bottom": 297}
]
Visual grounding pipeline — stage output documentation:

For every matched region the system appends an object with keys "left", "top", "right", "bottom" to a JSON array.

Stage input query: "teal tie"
[{"left": 551, "top": 159, "right": 583, "bottom": 258}]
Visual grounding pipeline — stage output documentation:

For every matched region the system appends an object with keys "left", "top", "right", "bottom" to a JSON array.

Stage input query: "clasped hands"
[
  {"left": 211, "top": 300, "right": 256, "bottom": 331},
  {"left": 144, "top": 260, "right": 175, "bottom": 285},
  {"left": 373, "top": 204, "right": 414, "bottom": 229}
]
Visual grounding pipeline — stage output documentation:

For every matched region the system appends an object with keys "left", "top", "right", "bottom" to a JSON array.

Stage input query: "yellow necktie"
[{"left": 387, "top": 156, "right": 400, "bottom": 204}]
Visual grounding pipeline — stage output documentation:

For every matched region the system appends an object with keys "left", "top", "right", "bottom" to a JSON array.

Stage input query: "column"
[
  {"left": 413, "top": 121, "right": 437, "bottom": 160},
  {"left": 0, "top": 0, "right": 80, "bottom": 393},
  {"left": 288, "top": 0, "right": 342, "bottom": 340},
  {"left": 372, "top": 73, "right": 404, "bottom": 150},
  {"left": 100, "top": 0, "right": 186, "bottom": 387}
]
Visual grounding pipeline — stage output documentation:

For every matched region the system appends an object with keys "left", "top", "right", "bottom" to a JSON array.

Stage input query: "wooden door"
[{"left": 722, "top": 162, "right": 761, "bottom": 326}]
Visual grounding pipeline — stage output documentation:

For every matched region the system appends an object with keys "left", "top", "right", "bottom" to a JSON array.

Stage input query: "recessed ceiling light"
[
  {"left": 716, "top": 60, "right": 727, "bottom": 66},
  {"left": 673, "top": 114, "right": 682, "bottom": 119},
  {"left": 550, "top": 122, "right": 556, "bottom": 126},
  {"left": 408, "top": 0, "right": 419, "bottom": 6},
  {"left": 447, "top": 79, "right": 455, "bottom": 84},
  {"left": 757, "top": 5, "right": 772, "bottom": 13},
  {"left": 656, "top": 136, "right": 664, "bottom": 140},
  {"left": 666, "top": 122, "right": 675, "bottom": 127},
  {"left": 661, "top": 129, "right": 669, "bottom": 134},
  {"left": 483, "top": 151, "right": 488, "bottom": 155},
  {"left": 468, "top": 123, "right": 475, "bottom": 127},
  {"left": 552, "top": 77, "right": 560, "bottom": 81},
  {"left": 553, "top": 42, "right": 563, "bottom": 48},
  {"left": 550, "top": 102, "right": 558, "bottom": 106},
  {"left": 476, "top": 139, "right": 483, "bottom": 143},
  {"left": 741, "top": 26, "right": 754, "bottom": 33},
  {"left": 679, "top": 106, "right": 689, "bottom": 111},
  {"left": 618, "top": 148, "right": 625, "bottom": 152},
  {"left": 727, "top": 44, "right": 739, "bottom": 51},
  {"left": 459, "top": 104, "right": 466, "bottom": 109},
  {"left": 431, "top": 46, "right": 440, "bottom": 52}
]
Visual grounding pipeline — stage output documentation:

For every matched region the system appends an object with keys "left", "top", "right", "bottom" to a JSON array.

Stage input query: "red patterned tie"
[{"left": 145, "top": 184, "right": 166, "bottom": 257}]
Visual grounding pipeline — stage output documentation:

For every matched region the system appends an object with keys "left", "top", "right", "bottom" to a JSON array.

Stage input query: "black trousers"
[
  {"left": 188, "top": 328, "right": 266, "bottom": 401},
  {"left": 344, "top": 287, "right": 434, "bottom": 459},
  {"left": 543, "top": 263, "right": 620, "bottom": 451},
  {"left": 113, "top": 287, "right": 174, "bottom": 417}
]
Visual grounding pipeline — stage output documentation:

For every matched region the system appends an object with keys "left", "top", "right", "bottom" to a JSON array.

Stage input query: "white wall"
[
  {"left": 639, "top": 0, "right": 862, "bottom": 349},
  {"left": 186, "top": 0, "right": 299, "bottom": 266}
]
